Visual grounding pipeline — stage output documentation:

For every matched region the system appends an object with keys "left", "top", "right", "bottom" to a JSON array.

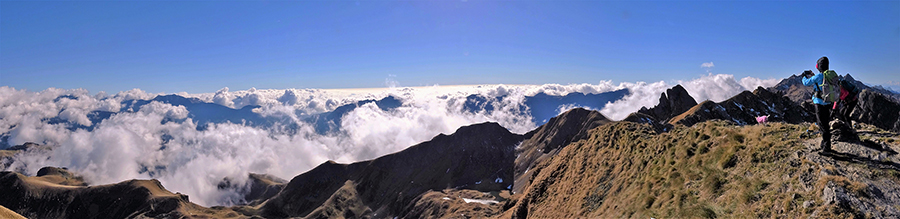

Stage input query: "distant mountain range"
[
  {"left": 1, "top": 88, "right": 630, "bottom": 148},
  {"left": 2, "top": 76, "right": 900, "bottom": 218}
]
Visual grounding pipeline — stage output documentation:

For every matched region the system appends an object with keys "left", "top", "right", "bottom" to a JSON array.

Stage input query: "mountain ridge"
[{"left": 2, "top": 76, "right": 900, "bottom": 218}]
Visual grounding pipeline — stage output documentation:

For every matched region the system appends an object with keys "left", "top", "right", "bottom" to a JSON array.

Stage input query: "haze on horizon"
[{"left": 2, "top": 1, "right": 899, "bottom": 94}]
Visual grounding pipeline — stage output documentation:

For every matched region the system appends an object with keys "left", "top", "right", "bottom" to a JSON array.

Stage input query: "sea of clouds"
[{"left": 0, "top": 73, "right": 777, "bottom": 206}]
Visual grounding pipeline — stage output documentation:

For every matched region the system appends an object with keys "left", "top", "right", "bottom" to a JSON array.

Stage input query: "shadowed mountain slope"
[
  {"left": 260, "top": 122, "right": 524, "bottom": 218},
  {"left": 513, "top": 108, "right": 612, "bottom": 194}
]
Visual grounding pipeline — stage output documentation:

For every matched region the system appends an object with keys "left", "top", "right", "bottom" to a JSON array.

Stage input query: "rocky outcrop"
[
  {"left": 513, "top": 108, "right": 611, "bottom": 193},
  {"left": 624, "top": 85, "right": 697, "bottom": 127},
  {"left": 669, "top": 87, "right": 814, "bottom": 127},
  {"left": 801, "top": 137, "right": 900, "bottom": 219},
  {"left": 852, "top": 90, "right": 900, "bottom": 133},
  {"left": 830, "top": 120, "right": 860, "bottom": 143},
  {"left": 260, "top": 122, "right": 524, "bottom": 218}
]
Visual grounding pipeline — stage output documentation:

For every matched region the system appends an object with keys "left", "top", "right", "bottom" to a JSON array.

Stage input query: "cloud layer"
[{"left": 0, "top": 74, "right": 777, "bottom": 206}]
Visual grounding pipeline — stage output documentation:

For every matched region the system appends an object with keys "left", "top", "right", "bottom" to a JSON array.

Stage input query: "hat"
[{"left": 817, "top": 56, "right": 829, "bottom": 72}]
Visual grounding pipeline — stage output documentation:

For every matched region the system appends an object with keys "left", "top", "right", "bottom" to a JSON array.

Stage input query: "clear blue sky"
[{"left": 2, "top": 1, "right": 899, "bottom": 94}]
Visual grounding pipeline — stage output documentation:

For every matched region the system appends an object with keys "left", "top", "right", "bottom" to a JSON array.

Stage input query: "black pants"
[{"left": 816, "top": 104, "right": 831, "bottom": 147}]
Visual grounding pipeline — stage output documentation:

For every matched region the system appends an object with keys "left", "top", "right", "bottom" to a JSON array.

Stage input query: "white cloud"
[
  {"left": 599, "top": 81, "right": 670, "bottom": 120},
  {"left": 599, "top": 74, "right": 779, "bottom": 120},
  {"left": 557, "top": 104, "right": 597, "bottom": 115},
  {"left": 701, "top": 62, "right": 715, "bottom": 68},
  {"left": 277, "top": 89, "right": 300, "bottom": 106},
  {"left": 738, "top": 76, "right": 780, "bottom": 92},
  {"left": 679, "top": 73, "right": 747, "bottom": 102},
  {"left": 212, "top": 87, "right": 235, "bottom": 108}
]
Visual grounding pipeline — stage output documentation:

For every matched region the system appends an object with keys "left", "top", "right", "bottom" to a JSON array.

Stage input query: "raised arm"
[{"left": 801, "top": 71, "right": 822, "bottom": 87}]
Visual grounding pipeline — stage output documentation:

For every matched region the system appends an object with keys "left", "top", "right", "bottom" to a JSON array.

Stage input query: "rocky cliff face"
[{"left": 853, "top": 90, "right": 900, "bottom": 133}]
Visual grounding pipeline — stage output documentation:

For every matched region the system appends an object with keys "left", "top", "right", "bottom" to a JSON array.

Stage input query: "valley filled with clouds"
[{"left": 0, "top": 74, "right": 776, "bottom": 206}]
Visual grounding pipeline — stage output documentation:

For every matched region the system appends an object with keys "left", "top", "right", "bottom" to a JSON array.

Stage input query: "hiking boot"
[{"left": 820, "top": 140, "right": 834, "bottom": 154}]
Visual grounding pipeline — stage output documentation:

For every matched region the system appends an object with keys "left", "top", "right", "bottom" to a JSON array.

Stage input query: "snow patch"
[{"left": 462, "top": 198, "right": 499, "bottom": 205}]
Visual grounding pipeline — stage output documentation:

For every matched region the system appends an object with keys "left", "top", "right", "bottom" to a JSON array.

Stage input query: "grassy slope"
[{"left": 505, "top": 120, "right": 900, "bottom": 218}]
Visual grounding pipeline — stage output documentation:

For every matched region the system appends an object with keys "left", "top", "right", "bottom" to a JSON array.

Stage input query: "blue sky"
[{"left": 2, "top": 1, "right": 898, "bottom": 94}]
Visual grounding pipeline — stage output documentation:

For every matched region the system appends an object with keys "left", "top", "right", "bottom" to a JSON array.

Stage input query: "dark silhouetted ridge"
[{"left": 261, "top": 122, "right": 523, "bottom": 218}]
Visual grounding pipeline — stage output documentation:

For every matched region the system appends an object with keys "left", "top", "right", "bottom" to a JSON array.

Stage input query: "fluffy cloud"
[
  {"left": 598, "top": 74, "right": 779, "bottom": 120},
  {"left": 739, "top": 76, "right": 780, "bottom": 92},
  {"left": 0, "top": 73, "right": 779, "bottom": 206}
]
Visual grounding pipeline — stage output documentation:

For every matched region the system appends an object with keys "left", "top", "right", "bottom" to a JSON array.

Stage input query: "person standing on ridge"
[
  {"left": 837, "top": 76, "right": 861, "bottom": 128},
  {"left": 801, "top": 56, "right": 840, "bottom": 153}
]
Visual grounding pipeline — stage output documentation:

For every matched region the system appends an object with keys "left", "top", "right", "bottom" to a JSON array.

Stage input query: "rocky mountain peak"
[
  {"left": 624, "top": 84, "right": 699, "bottom": 131},
  {"left": 648, "top": 84, "right": 698, "bottom": 121}
]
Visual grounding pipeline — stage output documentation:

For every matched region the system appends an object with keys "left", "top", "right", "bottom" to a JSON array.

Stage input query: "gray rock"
[{"left": 853, "top": 90, "right": 900, "bottom": 133}]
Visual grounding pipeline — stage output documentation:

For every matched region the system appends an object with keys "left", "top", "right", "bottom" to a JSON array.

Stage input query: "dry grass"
[
  {"left": 0, "top": 205, "right": 26, "bottom": 219},
  {"left": 504, "top": 120, "right": 825, "bottom": 218},
  {"left": 816, "top": 175, "right": 869, "bottom": 197}
]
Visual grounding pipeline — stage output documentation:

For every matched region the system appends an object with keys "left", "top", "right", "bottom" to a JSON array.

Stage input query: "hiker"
[
  {"left": 836, "top": 77, "right": 861, "bottom": 128},
  {"left": 801, "top": 56, "right": 841, "bottom": 153}
]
